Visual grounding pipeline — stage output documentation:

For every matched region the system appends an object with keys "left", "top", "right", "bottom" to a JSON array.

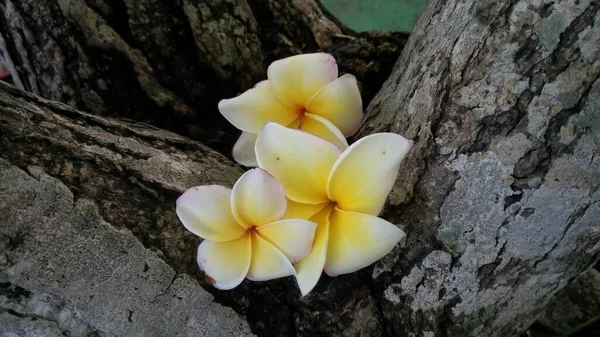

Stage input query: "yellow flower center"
[{"left": 296, "top": 106, "right": 308, "bottom": 128}]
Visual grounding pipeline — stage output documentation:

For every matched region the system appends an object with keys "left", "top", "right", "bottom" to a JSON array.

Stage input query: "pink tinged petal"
[
  {"left": 267, "top": 53, "right": 338, "bottom": 107},
  {"left": 257, "top": 219, "right": 317, "bottom": 263},
  {"left": 218, "top": 80, "right": 299, "bottom": 133},
  {"left": 324, "top": 208, "right": 405, "bottom": 277},
  {"left": 327, "top": 133, "right": 413, "bottom": 216},
  {"left": 306, "top": 74, "right": 363, "bottom": 137},
  {"left": 232, "top": 132, "right": 258, "bottom": 167},
  {"left": 255, "top": 123, "right": 342, "bottom": 205},
  {"left": 294, "top": 206, "right": 332, "bottom": 296},
  {"left": 231, "top": 168, "right": 287, "bottom": 228},
  {"left": 197, "top": 234, "right": 252, "bottom": 290},
  {"left": 247, "top": 232, "right": 295, "bottom": 281},
  {"left": 281, "top": 199, "right": 327, "bottom": 220},
  {"left": 176, "top": 185, "right": 246, "bottom": 242},
  {"left": 298, "top": 113, "right": 349, "bottom": 150}
]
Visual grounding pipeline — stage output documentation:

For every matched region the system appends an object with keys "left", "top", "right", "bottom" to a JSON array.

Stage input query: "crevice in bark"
[{"left": 88, "top": 0, "right": 135, "bottom": 46}]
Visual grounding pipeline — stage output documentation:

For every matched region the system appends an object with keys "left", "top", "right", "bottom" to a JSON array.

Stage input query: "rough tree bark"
[
  {"left": 0, "top": 1, "right": 599, "bottom": 337},
  {"left": 0, "top": 161, "right": 253, "bottom": 337},
  {"left": 360, "top": 0, "right": 600, "bottom": 336},
  {"left": 0, "top": 81, "right": 253, "bottom": 336},
  {"left": 0, "top": 0, "right": 407, "bottom": 150}
]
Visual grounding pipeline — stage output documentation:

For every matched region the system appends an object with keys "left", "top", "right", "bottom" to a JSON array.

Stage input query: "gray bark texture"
[
  {"left": 0, "top": 0, "right": 407, "bottom": 150},
  {"left": 360, "top": 0, "right": 600, "bottom": 336},
  {"left": 0, "top": 80, "right": 251, "bottom": 336},
  {"left": 0, "top": 0, "right": 599, "bottom": 337},
  {"left": 0, "top": 158, "right": 253, "bottom": 337}
]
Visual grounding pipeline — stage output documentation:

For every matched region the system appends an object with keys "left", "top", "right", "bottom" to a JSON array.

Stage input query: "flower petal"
[
  {"left": 299, "top": 113, "right": 348, "bottom": 150},
  {"left": 247, "top": 232, "right": 295, "bottom": 281},
  {"left": 294, "top": 206, "right": 332, "bottom": 296},
  {"left": 176, "top": 185, "right": 246, "bottom": 242},
  {"left": 231, "top": 168, "right": 287, "bottom": 228},
  {"left": 232, "top": 132, "right": 258, "bottom": 167},
  {"left": 197, "top": 234, "right": 251, "bottom": 290},
  {"left": 281, "top": 199, "right": 327, "bottom": 220},
  {"left": 268, "top": 53, "right": 338, "bottom": 107},
  {"left": 306, "top": 74, "right": 363, "bottom": 136},
  {"left": 256, "top": 122, "right": 342, "bottom": 204},
  {"left": 257, "top": 219, "right": 317, "bottom": 262},
  {"left": 324, "top": 208, "right": 405, "bottom": 277},
  {"left": 218, "top": 80, "right": 299, "bottom": 133},
  {"left": 287, "top": 117, "right": 301, "bottom": 129},
  {"left": 327, "top": 133, "right": 413, "bottom": 215}
]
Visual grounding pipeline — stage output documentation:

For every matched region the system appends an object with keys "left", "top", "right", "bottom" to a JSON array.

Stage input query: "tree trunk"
[
  {"left": 360, "top": 0, "right": 600, "bottom": 336},
  {"left": 0, "top": 1, "right": 599, "bottom": 337},
  {"left": 0, "top": 0, "right": 407, "bottom": 150}
]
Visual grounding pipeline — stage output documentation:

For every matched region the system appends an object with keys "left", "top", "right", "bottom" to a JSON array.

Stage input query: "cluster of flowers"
[{"left": 176, "top": 53, "right": 412, "bottom": 296}]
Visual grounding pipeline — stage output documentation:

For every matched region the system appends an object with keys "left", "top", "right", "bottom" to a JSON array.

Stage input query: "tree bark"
[
  {"left": 360, "top": 0, "right": 600, "bottom": 336},
  {"left": 0, "top": 79, "right": 243, "bottom": 274},
  {"left": 0, "top": 158, "right": 253, "bottom": 337},
  {"left": 0, "top": 0, "right": 407, "bottom": 150},
  {"left": 0, "top": 0, "right": 599, "bottom": 337}
]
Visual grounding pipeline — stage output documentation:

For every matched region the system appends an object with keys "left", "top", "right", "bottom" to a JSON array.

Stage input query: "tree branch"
[
  {"left": 0, "top": 80, "right": 243, "bottom": 276},
  {"left": 0, "top": 0, "right": 407, "bottom": 149}
]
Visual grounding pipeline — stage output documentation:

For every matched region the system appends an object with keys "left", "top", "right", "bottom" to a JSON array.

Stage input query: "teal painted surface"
[{"left": 322, "top": 0, "right": 429, "bottom": 32}]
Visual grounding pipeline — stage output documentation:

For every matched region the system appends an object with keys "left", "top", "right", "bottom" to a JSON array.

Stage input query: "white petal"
[
  {"left": 255, "top": 122, "right": 341, "bottom": 205},
  {"left": 232, "top": 132, "right": 258, "bottom": 167},
  {"left": 327, "top": 133, "right": 413, "bottom": 215},
  {"left": 324, "top": 208, "right": 405, "bottom": 277},
  {"left": 197, "top": 234, "right": 251, "bottom": 290},
  {"left": 231, "top": 168, "right": 287, "bottom": 228},
  {"left": 176, "top": 185, "right": 246, "bottom": 242},
  {"left": 257, "top": 219, "right": 317, "bottom": 262},
  {"left": 268, "top": 53, "right": 338, "bottom": 107},
  {"left": 218, "top": 80, "right": 299, "bottom": 133},
  {"left": 294, "top": 206, "right": 332, "bottom": 296},
  {"left": 247, "top": 232, "right": 295, "bottom": 281},
  {"left": 298, "top": 113, "right": 349, "bottom": 150},
  {"left": 306, "top": 74, "right": 363, "bottom": 136}
]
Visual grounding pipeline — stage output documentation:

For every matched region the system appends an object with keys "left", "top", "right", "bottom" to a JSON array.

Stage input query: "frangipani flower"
[
  {"left": 219, "top": 53, "right": 363, "bottom": 166},
  {"left": 176, "top": 168, "right": 317, "bottom": 289},
  {"left": 256, "top": 123, "right": 413, "bottom": 295}
]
